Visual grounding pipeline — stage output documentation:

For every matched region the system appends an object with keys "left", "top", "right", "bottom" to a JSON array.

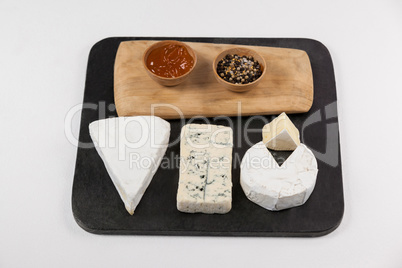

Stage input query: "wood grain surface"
[{"left": 114, "top": 41, "right": 313, "bottom": 119}]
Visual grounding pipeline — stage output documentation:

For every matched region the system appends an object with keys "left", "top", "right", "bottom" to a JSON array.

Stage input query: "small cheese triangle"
[
  {"left": 262, "top": 112, "right": 300, "bottom": 151},
  {"left": 89, "top": 116, "right": 170, "bottom": 215}
]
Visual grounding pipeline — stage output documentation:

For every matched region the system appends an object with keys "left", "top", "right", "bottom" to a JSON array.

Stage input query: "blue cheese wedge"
[
  {"left": 89, "top": 116, "right": 170, "bottom": 215},
  {"left": 240, "top": 141, "right": 318, "bottom": 211},
  {"left": 177, "top": 124, "right": 233, "bottom": 214}
]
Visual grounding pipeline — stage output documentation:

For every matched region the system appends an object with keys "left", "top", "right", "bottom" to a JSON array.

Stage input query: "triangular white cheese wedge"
[
  {"left": 262, "top": 112, "right": 300, "bottom": 151},
  {"left": 240, "top": 141, "right": 318, "bottom": 211},
  {"left": 89, "top": 116, "right": 170, "bottom": 215}
]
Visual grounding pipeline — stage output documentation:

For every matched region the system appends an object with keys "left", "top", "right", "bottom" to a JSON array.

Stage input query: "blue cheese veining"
[{"left": 177, "top": 124, "right": 233, "bottom": 214}]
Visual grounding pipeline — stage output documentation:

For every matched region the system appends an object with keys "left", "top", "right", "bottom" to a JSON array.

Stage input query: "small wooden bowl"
[
  {"left": 212, "top": 47, "right": 266, "bottom": 92},
  {"left": 142, "top": 40, "right": 197, "bottom": 87}
]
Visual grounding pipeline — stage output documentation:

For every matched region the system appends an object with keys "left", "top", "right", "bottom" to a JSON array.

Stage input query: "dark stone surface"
[{"left": 72, "top": 37, "right": 344, "bottom": 236}]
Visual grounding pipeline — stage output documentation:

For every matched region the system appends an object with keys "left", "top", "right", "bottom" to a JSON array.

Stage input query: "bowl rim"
[
  {"left": 212, "top": 47, "right": 266, "bottom": 87},
  {"left": 142, "top": 40, "right": 198, "bottom": 81}
]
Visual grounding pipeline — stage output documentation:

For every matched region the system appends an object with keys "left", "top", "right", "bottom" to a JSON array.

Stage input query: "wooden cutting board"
[{"left": 114, "top": 41, "right": 313, "bottom": 119}]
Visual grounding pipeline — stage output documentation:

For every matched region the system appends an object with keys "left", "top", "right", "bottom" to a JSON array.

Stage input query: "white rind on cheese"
[
  {"left": 240, "top": 141, "right": 318, "bottom": 211},
  {"left": 89, "top": 116, "right": 170, "bottom": 215},
  {"left": 262, "top": 112, "right": 301, "bottom": 151},
  {"left": 177, "top": 124, "right": 233, "bottom": 214}
]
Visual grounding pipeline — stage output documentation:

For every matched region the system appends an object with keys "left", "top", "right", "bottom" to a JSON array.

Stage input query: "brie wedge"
[
  {"left": 177, "top": 124, "right": 233, "bottom": 214},
  {"left": 240, "top": 141, "right": 318, "bottom": 211},
  {"left": 89, "top": 116, "right": 170, "bottom": 215},
  {"left": 262, "top": 112, "right": 300, "bottom": 151}
]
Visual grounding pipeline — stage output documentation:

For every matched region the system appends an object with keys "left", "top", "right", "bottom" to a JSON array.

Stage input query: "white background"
[{"left": 1, "top": 0, "right": 402, "bottom": 267}]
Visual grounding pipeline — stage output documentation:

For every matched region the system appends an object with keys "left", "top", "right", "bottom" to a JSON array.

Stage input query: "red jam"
[{"left": 146, "top": 44, "right": 194, "bottom": 78}]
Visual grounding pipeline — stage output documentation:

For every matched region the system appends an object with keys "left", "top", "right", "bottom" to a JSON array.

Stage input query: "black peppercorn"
[{"left": 216, "top": 54, "right": 262, "bottom": 84}]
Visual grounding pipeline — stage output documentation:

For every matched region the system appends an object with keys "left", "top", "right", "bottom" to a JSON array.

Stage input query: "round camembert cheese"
[{"left": 240, "top": 141, "right": 318, "bottom": 211}]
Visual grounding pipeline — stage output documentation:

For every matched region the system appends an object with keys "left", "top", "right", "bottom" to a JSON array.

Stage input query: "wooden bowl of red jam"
[
  {"left": 143, "top": 40, "right": 197, "bottom": 87},
  {"left": 213, "top": 47, "right": 266, "bottom": 92}
]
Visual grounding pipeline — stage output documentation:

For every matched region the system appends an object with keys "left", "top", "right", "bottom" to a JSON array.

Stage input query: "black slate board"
[{"left": 72, "top": 37, "right": 344, "bottom": 236}]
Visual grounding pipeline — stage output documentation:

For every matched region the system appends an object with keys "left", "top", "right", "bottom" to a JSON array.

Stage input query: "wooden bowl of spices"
[
  {"left": 213, "top": 47, "right": 266, "bottom": 92},
  {"left": 143, "top": 40, "right": 197, "bottom": 87}
]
